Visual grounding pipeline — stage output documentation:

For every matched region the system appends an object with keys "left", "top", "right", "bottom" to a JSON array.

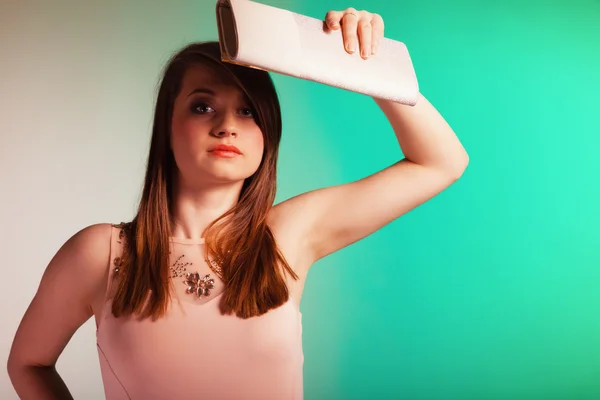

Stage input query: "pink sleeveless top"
[{"left": 96, "top": 225, "right": 304, "bottom": 400}]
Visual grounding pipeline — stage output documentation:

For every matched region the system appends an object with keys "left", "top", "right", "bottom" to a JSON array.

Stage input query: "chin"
[{"left": 202, "top": 164, "right": 258, "bottom": 184}]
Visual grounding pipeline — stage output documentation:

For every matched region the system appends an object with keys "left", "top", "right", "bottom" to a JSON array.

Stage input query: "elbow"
[
  {"left": 448, "top": 147, "right": 469, "bottom": 180},
  {"left": 453, "top": 154, "right": 469, "bottom": 179},
  {"left": 7, "top": 350, "right": 18, "bottom": 374},
  {"left": 6, "top": 354, "right": 25, "bottom": 381},
  {"left": 432, "top": 148, "right": 470, "bottom": 181},
  {"left": 6, "top": 355, "right": 42, "bottom": 381},
  {"left": 7, "top": 356, "right": 20, "bottom": 383},
  {"left": 439, "top": 158, "right": 469, "bottom": 183}
]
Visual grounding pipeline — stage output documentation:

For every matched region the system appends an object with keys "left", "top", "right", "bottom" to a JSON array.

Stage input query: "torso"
[{"left": 92, "top": 218, "right": 308, "bottom": 400}]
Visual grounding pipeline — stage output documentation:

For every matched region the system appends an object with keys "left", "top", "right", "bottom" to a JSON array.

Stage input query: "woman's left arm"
[{"left": 271, "top": 8, "right": 469, "bottom": 265}]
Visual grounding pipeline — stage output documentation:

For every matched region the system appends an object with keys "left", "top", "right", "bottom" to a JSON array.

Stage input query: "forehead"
[{"left": 181, "top": 63, "right": 244, "bottom": 96}]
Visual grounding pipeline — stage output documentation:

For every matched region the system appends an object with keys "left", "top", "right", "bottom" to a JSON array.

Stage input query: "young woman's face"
[{"left": 170, "top": 64, "right": 265, "bottom": 186}]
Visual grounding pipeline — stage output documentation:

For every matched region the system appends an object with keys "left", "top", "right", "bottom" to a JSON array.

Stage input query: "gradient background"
[{"left": 1, "top": 0, "right": 599, "bottom": 399}]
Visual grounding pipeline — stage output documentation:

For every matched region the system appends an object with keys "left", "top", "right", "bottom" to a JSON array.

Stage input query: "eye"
[
  {"left": 240, "top": 107, "right": 255, "bottom": 118},
  {"left": 191, "top": 102, "right": 214, "bottom": 114}
]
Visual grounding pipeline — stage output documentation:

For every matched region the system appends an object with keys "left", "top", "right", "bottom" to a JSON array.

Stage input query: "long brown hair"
[{"left": 111, "top": 41, "right": 298, "bottom": 320}]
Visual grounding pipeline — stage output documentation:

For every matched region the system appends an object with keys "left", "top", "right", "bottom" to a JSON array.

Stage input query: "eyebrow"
[
  {"left": 187, "top": 88, "right": 216, "bottom": 98},
  {"left": 186, "top": 87, "right": 252, "bottom": 106}
]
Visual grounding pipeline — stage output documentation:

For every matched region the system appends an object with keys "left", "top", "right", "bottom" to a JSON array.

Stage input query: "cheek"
[
  {"left": 248, "top": 131, "right": 265, "bottom": 163},
  {"left": 170, "top": 122, "right": 209, "bottom": 173},
  {"left": 171, "top": 119, "right": 205, "bottom": 152}
]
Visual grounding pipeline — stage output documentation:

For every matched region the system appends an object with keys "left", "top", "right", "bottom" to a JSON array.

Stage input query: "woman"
[{"left": 8, "top": 7, "right": 469, "bottom": 400}]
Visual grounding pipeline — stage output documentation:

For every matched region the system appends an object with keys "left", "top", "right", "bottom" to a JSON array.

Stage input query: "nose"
[{"left": 210, "top": 111, "right": 239, "bottom": 139}]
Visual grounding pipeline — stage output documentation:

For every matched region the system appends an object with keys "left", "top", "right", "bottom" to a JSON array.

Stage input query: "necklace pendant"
[{"left": 184, "top": 272, "right": 215, "bottom": 298}]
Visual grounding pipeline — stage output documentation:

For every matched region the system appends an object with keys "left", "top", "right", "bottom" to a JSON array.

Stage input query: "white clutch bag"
[{"left": 216, "top": 0, "right": 420, "bottom": 106}]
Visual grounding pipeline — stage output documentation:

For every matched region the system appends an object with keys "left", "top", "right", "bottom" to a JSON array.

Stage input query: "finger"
[
  {"left": 370, "top": 14, "right": 384, "bottom": 55},
  {"left": 325, "top": 10, "right": 343, "bottom": 30},
  {"left": 341, "top": 10, "right": 359, "bottom": 53},
  {"left": 357, "top": 18, "right": 372, "bottom": 59}
]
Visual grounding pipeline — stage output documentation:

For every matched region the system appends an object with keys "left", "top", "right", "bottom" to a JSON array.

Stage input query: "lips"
[{"left": 208, "top": 144, "right": 242, "bottom": 154}]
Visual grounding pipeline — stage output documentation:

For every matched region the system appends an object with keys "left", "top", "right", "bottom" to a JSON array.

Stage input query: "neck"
[{"left": 170, "top": 176, "right": 244, "bottom": 240}]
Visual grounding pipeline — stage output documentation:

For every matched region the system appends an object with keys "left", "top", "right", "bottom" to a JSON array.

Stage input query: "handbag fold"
[{"left": 216, "top": 0, "right": 420, "bottom": 105}]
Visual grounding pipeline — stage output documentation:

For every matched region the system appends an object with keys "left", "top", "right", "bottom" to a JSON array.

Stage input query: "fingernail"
[{"left": 347, "top": 44, "right": 355, "bottom": 53}]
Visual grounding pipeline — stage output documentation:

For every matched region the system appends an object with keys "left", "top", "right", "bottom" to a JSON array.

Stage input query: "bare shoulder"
[
  {"left": 267, "top": 197, "right": 314, "bottom": 275},
  {"left": 37, "top": 222, "right": 114, "bottom": 314},
  {"left": 52, "top": 223, "right": 114, "bottom": 289},
  {"left": 268, "top": 189, "right": 329, "bottom": 259},
  {"left": 61, "top": 223, "right": 113, "bottom": 262},
  {"left": 65, "top": 223, "right": 114, "bottom": 309}
]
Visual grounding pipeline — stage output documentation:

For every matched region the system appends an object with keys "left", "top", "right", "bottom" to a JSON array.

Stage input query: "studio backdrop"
[{"left": 1, "top": 0, "right": 599, "bottom": 399}]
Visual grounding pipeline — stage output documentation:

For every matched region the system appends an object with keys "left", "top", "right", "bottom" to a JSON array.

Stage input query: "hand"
[{"left": 324, "top": 8, "right": 384, "bottom": 59}]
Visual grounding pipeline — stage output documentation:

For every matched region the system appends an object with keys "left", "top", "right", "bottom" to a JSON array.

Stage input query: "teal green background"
[
  {"left": 2, "top": 0, "right": 599, "bottom": 399},
  {"left": 126, "top": 0, "right": 600, "bottom": 398},
  {"left": 272, "top": 1, "right": 600, "bottom": 399}
]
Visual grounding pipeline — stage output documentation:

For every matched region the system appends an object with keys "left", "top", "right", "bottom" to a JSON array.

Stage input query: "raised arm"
[
  {"left": 7, "top": 223, "right": 112, "bottom": 399},
  {"left": 270, "top": 8, "right": 469, "bottom": 267}
]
